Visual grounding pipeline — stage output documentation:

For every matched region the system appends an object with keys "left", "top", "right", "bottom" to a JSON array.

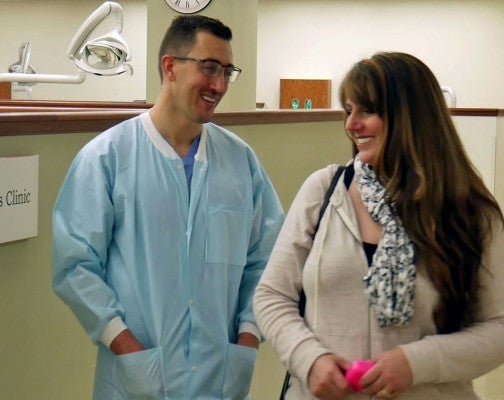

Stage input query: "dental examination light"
[
  {"left": 0, "top": 1, "right": 132, "bottom": 85},
  {"left": 67, "top": 1, "right": 132, "bottom": 76},
  {"left": 7, "top": 42, "right": 37, "bottom": 98},
  {"left": 8, "top": 42, "right": 36, "bottom": 76}
]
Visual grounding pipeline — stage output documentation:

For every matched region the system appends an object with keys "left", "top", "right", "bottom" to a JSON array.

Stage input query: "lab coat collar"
[{"left": 140, "top": 111, "right": 207, "bottom": 162}]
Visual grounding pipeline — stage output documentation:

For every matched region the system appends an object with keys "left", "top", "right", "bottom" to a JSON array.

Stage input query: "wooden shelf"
[{"left": 1, "top": 100, "right": 502, "bottom": 137}]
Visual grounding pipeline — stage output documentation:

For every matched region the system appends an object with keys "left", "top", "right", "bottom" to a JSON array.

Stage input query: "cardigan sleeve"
[
  {"left": 400, "top": 219, "right": 504, "bottom": 385},
  {"left": 253, "top": 165, "right": 341, "bottom": 384}
]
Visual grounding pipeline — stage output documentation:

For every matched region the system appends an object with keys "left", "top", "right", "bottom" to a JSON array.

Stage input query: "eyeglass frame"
[{"left": 172, "top": 56, "right": 242, "bottom": 83}]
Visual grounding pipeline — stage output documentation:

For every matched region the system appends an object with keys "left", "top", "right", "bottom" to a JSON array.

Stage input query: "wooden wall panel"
[{"left": 280, "top": 79, "right": 331, "bottom": 109}]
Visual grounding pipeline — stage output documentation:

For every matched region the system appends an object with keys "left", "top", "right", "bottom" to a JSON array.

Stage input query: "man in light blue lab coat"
[{"left": 52, "top": 15, "right": 284, "bottom": 400}]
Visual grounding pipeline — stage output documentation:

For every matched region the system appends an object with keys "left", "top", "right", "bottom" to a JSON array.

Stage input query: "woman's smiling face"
[{"left": 344, "top": 98, "right": 384, "bottom": 166}]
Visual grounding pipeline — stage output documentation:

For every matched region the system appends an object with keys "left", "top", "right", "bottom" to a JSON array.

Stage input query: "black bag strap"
[
  {"left": 279, "top": 165, "right": 346, "bottom": 400},
  {"left": 298, "top": 165, "right": 345, "bottom": 317},
  {"left": 313, "top": 165, "right": 346, "bottom": 242}
]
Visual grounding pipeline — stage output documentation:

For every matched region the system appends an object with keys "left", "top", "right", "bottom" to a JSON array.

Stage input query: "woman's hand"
[
  {"left": 308, "top": 354, "right": 351, "bottom": 400},
  {"left": 360, "top": 347, "right": 413, "bottom": 399}
]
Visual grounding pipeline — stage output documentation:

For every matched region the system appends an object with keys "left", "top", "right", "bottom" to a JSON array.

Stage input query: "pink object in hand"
[{"left": 345, "top": 360, "right": 375, "bottom": 392}]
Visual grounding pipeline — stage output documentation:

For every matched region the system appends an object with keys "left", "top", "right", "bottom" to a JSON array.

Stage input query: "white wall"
[
  {"left": 0, "top": 0, "right": 146, "bottom": 102},
  {"left": 3, "top": 1, "right": 503, "bottom": 108},
  {"left": 257, "top": 0, "right": 504, "bottom": 109},
  {"left": 453, "top": 116, "right": 497, "bottom": 193}
]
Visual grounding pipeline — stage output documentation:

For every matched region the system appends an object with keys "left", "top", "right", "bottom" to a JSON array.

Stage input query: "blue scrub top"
[{"left": 182, "top": 134, "right": 201, "bottom": 196}]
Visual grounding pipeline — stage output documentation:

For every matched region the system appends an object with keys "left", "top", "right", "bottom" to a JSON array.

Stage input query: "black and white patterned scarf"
[{"left": 354, "top": 155, "right": 417, "bottom": 327}]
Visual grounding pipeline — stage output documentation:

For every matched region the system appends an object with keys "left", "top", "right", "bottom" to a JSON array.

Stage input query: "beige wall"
[
  {"left": 237, "top": 122, "right": 351, "bottom": 399},
  {"left": 232, "top": 122, "right": 350, "bottom": 209},
  {"left": 0, "top": 132, "right": 98, "bottom": 399},
  {"left": 0, "top": 121, "right": 350, "bottom": 400}
]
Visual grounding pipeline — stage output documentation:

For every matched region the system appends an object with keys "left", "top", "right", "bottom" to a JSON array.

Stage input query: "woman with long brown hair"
[{"left": 254, "top": 52, "right": 504, "bottom": 399}]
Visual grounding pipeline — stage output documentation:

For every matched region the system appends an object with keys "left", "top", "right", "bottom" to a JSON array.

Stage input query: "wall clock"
[{"left": 165, "top": 0, "right": 212, "bottom": 14}]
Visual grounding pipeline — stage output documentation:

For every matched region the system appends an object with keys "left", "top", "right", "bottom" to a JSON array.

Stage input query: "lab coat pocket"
[
  {"left": 222, "top": 343, "right": 257, "bottom": 400},
  {"left": 116, "top": 346, "right": 165, "bottom": 399},
  {"left": 206, "top": 207, "right": 248, "bottom": 266}
]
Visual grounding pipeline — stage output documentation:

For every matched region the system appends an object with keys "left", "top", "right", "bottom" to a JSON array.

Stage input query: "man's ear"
[{"left": 161, "top": 55, "right": 176, "bottom": 81}]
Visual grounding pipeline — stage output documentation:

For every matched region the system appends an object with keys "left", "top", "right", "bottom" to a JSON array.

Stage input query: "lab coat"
[{"left": 52, "top": 112, "right": 284, "bottom": 400}]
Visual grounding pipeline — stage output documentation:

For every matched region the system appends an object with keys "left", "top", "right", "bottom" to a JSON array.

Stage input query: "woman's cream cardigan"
[{"left": 254, "top": 164, "right": 504, "bottom": 399}]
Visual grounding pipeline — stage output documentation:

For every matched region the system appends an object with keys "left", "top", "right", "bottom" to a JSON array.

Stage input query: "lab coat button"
[
  {"left": 189, "top": 299, "right": 194, "bottom": 305},
  {"left": 192, "top": 366, "right": 197, "bottom": 372}
]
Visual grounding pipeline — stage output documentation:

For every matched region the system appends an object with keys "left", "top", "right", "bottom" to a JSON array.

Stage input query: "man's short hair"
[{"left": 158, "top": 15, "right": 233, "bottom": 80}]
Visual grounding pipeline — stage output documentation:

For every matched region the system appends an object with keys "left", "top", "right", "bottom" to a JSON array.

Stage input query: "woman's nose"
[{"left": 346, "top": 113, "right": 361, "bottom": 131}]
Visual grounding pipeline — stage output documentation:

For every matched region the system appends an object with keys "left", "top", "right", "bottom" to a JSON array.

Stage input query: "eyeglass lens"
[{"left": 201, "top": 60, "right": 240, "bottom": 83}]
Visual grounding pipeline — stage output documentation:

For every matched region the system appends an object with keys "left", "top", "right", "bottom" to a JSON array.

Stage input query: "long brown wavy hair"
[{"left": 339, "top": 52, "right": 503, "bottom": 333}]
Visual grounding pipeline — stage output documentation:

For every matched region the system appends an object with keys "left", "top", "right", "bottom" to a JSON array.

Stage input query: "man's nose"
[{"left": 209, "top": 72, "right": 228, "bottom": 93}]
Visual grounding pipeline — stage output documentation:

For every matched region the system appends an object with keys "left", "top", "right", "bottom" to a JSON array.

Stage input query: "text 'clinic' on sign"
[{"left": 0, "top": 188, "right": 32, "bottom": 207}]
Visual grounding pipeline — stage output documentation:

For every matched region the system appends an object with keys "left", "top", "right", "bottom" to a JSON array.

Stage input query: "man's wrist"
[
  {"left": 110, "top": 329, "right": 145, "bottom": 355},
  {"left": 237, "top": 332, "right": 260, "bottom": 349}
]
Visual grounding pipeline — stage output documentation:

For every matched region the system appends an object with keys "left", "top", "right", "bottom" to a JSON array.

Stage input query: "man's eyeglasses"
[{"left": 173, "top": 56, "right": 242, "bottom": 83}]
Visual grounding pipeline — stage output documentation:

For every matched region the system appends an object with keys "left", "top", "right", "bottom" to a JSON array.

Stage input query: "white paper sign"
[{"left": 0, "top": 155, "right": 39, "bottom": 244}]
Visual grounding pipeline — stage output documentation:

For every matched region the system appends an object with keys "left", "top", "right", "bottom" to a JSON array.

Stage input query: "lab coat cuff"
[
  {"left": 239, "top": 322, "right": 261, "bottom": 342},
  {"left": 100, "top": 316, "right": 128, "bottom": 348}
]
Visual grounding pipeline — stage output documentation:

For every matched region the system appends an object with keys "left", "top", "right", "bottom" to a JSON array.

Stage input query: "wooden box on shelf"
[{"left": 280, "top": 79, "right": 331, "bottom": 109}]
